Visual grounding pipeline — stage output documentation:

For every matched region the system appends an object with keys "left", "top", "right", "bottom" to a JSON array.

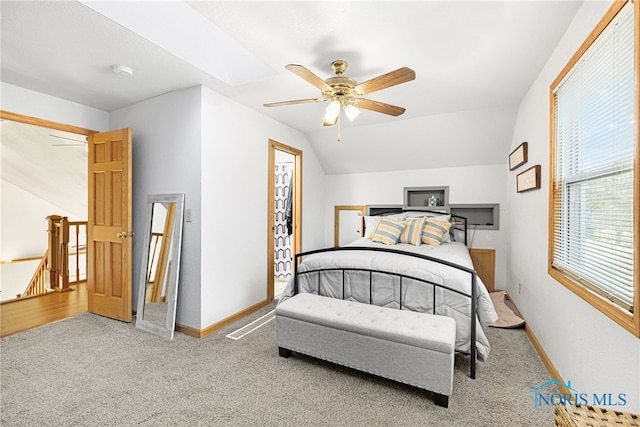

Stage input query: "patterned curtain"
[{"left": 274, "top": 162, "right": 292, "bottom": 279}]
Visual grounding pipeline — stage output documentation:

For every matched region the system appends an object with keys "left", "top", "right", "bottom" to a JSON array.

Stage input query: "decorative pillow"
[
  {"left": 404, "top": 213, "right": 453, "bottom": 242},
  {"left": 422, "top": 218, "right": 452, "bottom": 246},
  {"left": 370, "top": 218, "right": 405, "bottom": 245},
  {"left": 399, "top": 217, "right": 425, "bottom": 246},
  {"left": 435, "top": 214, "right": 453, "bottom": 242}
]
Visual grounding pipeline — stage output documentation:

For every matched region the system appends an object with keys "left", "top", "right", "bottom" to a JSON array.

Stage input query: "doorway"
[
  {"left": 267, "top": 139, "right": 301, "bottom": 302},
  {"left": 0, "top": 111, "right": 92, "bottom": 300},
  {"left": 1, "top": 111, "right": 134, "bottom": 324},
  {"left": 334, "top": 205, "right": 366, "bottom": 246}
]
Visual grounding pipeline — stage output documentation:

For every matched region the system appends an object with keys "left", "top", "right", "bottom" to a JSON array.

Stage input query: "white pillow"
[
  {"left": 384, "top": 213, "right": 407, "bottom": 220},
  {"left": 363, "top": 216, "right": 380, "bottom": 238}
]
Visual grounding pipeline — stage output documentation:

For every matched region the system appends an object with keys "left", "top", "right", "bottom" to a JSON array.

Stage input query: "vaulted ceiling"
[{"left": 1, "top": 1, "right": 583, "bottom": 178}]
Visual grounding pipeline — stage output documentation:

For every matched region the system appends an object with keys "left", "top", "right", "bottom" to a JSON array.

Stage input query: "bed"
[{"left": 277, "top": 209, "right": 498, "bottom": 378}]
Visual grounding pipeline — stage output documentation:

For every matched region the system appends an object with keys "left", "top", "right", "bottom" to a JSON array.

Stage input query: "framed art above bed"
[
  {"left": 509, "top": 141, "right": 528, "bottom": 170},
  {"left": 516, "top": 165, "right": 541, "bottom": 192}
]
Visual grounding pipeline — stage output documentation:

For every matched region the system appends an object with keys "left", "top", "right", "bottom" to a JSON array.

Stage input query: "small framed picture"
[
  {"left": 509, "top": 142, "right": 528, "bottom": 171},
  {"left": 517, "top": 165, "right": 541, "bottom": 193}
]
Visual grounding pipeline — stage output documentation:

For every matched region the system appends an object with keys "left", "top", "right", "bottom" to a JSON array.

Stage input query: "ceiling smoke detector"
[{"left": 112, "top": 64, "right": 133, "bottom": 77}]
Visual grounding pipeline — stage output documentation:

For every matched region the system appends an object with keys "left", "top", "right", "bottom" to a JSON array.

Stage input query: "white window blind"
[{"left": 552, "top": 1, "right": 635, "bottom": 310}]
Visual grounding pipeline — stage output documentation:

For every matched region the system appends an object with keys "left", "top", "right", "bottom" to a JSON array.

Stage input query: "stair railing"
[
  {"left": 21, "top": 250, "right": 50, "bottom": 298},
  {"left": 67, "top": 220, "right": 87, "bottom": 284},
  {"left": 1, "top": 216, "right": 88, "bottom": 300}
]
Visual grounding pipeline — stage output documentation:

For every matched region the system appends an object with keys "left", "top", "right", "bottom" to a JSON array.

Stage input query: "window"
[{"left": 549, "top": 0, "right": 639, "bottom": 336}]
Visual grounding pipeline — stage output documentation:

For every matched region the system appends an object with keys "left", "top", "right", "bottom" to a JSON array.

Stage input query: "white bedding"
[{"left": 278, "top": 238, "right": 498, "bottom": 361}]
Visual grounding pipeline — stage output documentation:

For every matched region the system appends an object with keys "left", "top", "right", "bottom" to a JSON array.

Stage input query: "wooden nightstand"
[{"left": 469, "top": 248, "right": 495, "bottom": 292}]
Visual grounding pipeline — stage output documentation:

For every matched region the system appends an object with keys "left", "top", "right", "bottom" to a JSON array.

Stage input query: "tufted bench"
[{"left": 275, "top": 293, "right": 457, "bottom": 407}]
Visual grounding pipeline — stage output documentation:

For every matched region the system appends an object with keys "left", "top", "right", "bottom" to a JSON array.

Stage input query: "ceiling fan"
[
  {"left": 49, "top": 132, "right": 88, "bottom": 148},
  {"left": 264, "top": 60, "right": 415, "bottom": 138}
]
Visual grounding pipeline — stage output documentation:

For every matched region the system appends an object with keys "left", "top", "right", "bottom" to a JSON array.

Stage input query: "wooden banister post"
[
  {"left": 59, "top": 216, "right": 70, "bottom": 291},
  {"left": 46, "top": 215, "right": 72, "bottom": 292},
  {"left": 46, "top": 215, "right": 62, "bottom": 290}
]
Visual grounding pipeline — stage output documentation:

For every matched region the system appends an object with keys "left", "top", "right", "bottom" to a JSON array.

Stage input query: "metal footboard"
[{"left": 293, "top": 246, "right": 478, "bottom": 379}]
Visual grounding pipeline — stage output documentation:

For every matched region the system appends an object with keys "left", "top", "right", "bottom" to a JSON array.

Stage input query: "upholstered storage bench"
[{"left": 275, "top": 293, "right": 457, "bottom": 407}]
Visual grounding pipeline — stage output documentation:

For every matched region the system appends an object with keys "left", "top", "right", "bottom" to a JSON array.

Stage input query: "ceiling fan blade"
[
  {"left": 355, "top": 99, "right": 406, "bottom": 116},
  {"left": 285, "top": 64, "right": 332, "bottom": 91},
  {"left": 263, "top": 98, "right": 326, "bottom": 107},
  {"left": 354, "top": 67, "right": 416, "bottom": 96}
]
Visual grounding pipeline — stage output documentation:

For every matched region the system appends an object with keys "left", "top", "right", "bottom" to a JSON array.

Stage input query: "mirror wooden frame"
[{"left": 135, "top": 193, "right": 185, "bottom": 339}]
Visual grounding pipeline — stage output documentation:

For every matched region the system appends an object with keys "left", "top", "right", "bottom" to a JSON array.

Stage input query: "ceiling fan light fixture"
[
  {"left": 323, "top": 100, "right": 341, "bottom": 123},
  {"left": 344, "top": 104, "right": 360, "bottom": 122}
]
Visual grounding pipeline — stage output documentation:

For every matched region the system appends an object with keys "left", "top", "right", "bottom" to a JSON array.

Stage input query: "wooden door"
[
  {"left": 334, "top": 205, "right": 366, "bottom": 246},
  {"left": 87, "top": 129, "right": 133, "bottom": 322}
]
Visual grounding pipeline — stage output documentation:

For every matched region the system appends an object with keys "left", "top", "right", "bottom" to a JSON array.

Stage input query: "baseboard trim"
[
  {"left": 175, "top": 299, "right": 271, "bottom": 339},
  {"left": 504, "top": 292, "right": 570, "bottom": 395}
]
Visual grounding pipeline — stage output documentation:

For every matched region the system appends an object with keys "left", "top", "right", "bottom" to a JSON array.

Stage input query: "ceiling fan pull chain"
[{"left": 337, "top": 115, "right": 341, "bottom": 142}]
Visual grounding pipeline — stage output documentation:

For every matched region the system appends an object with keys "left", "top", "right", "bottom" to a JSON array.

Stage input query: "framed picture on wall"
[
  {"left": 516, "top": 165, "right": 541, "bottom": 192},
  {"left": 509, "top": 142, "right": 528, "bottom": 170}
]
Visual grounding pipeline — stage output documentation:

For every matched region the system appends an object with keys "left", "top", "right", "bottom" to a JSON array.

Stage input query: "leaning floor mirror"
[{"left": 135, "top": 193, "right": 185, "bottom": 339}]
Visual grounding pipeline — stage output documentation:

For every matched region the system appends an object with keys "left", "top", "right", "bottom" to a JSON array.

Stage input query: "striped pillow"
[
  {"left": 370, "top": 218, "right": 405, "bottom": 245},
  {"left": 422, "top": 218, "right": 452, "bottom": 246},
  {"left": 400, "top": 217, "right": 425, "bottom": 246}
]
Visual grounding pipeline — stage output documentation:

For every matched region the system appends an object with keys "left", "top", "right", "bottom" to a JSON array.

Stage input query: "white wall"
[
  {"left": 201, "top": 86, "right": 326, "bottom": 329},
  {"left": 325, "top": 164, "right": 508, "bottom": 289},
  {"left": 110, "top": 87, "right": 203, "bottom": 329},
  {"left": 0, "top": 83, "right": 109, "bottom": 132},
  {"left": 507, "top": 0, "right": 639, "bottom": 414},
  {"left": 1, "top": 82, "right": 327, "bottom": 332}
]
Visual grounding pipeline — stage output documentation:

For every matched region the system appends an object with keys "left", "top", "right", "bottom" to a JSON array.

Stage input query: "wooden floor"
[{"left": 0, "top": 283, "right": 88, "bottom": 337}]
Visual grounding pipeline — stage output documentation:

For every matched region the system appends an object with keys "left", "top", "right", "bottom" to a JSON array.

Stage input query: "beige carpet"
[
  {"left": 489, "top": 290, "right": 525, "bottom": 328},
  {"left": 1, "top": 302, "right": 555, "bottom": 426}
]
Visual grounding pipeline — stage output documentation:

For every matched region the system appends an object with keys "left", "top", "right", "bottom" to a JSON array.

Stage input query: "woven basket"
[{"left": 554, "top": 404, "right": 639, "bottom": 427}]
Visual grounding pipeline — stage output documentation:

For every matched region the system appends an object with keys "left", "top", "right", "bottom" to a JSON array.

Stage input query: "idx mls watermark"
[{"left": 530, "top": 380, "right": 627, "bottom": 409}]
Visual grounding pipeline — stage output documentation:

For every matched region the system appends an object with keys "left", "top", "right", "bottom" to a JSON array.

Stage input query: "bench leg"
[
  {"left": 433, "top": 393, "right": 449, "bottom": 408},
  {"left": 278, "top": 347, "right": 292, "bottom": 358}
]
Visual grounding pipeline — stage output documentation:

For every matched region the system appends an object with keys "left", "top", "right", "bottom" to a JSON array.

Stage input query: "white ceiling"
[
  {"left": 1, "top": 0, "right": 583, "bottom": 179},
  {"left": 0, "top": 120, "right": 88, "bottom": 219}
]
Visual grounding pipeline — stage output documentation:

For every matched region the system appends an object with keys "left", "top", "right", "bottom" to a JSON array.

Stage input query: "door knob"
[{"left": 117, "top": 231, "right": 134, "bottom": 238}]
